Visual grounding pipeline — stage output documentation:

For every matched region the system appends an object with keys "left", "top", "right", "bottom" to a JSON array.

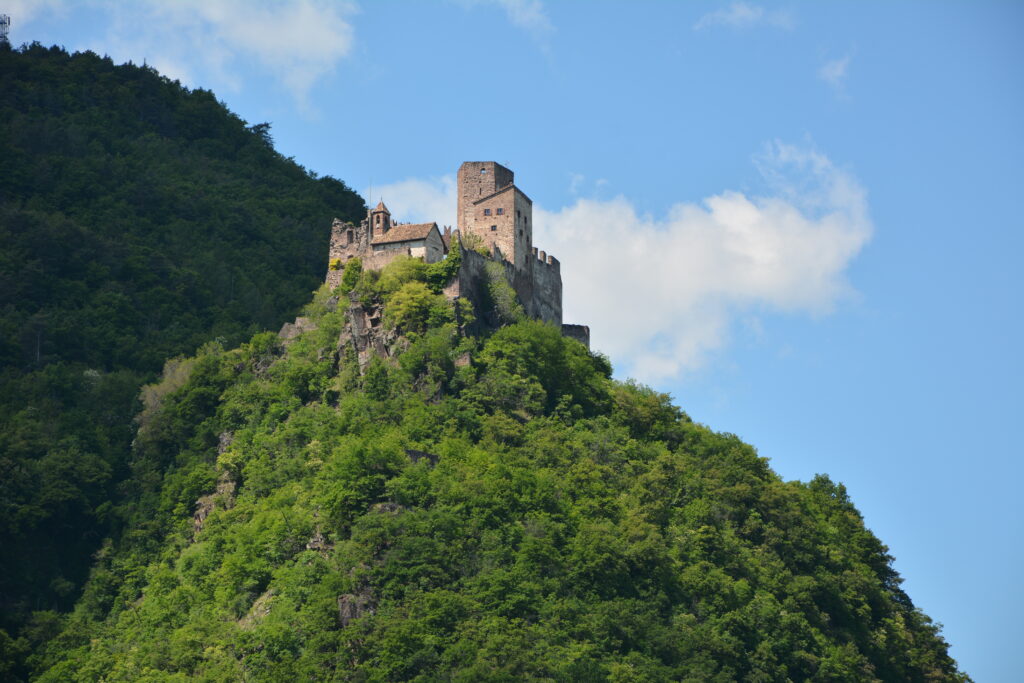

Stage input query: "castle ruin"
[{"left": 326, "top": 161, "right": 589, "bottom": 346}]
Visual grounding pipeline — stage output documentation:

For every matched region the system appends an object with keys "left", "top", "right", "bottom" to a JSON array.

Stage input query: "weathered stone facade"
[
  {"left": 326, "top": 201, "right": 447, "bottom": 288},
  {"left": 457, "top": 161, "right": 535, "bottom": 272},
  {"left": 325, "top": 161, "right": 588, "bottom": 346}
]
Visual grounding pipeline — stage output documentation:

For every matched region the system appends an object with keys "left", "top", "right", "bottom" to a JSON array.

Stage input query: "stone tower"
[
  {"left": 457, "top": 161, "right": 534, "bottom": 272},
  {"left": 368, "top": 200, "right": 392, "bottom": 239}
]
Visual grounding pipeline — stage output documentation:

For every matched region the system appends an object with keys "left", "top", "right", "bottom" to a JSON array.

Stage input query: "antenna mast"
[{"left": 0, "top": 15, "right": 10, "bottom": 45}]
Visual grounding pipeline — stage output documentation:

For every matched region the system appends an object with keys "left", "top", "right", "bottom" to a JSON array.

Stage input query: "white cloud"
[
  {"left": 693, "top": 2, "right": 793, "bottom": 31},
  {"left": 367, "top": 143, "right": 872, "bottom": 383},
  {"left": 455, "top": 0, "right": 553, "bottom": 42},
  {"left": 495, "top": 0, "right": 552, "bottom": 37},
  {"left": 538, "top": 142, "right": 870, "bottom": 380},
  {"left": 819, "top": 54, "right": 851, "bottom": 96},
  {"left": 366, "top": 175, "right": 458, "bottom": 229},
  {"left": 2, "top": 0, "right": 69, "bottom": 31},
  {"left": 92, "top": 0, "right": 356, "bottom": 109}
]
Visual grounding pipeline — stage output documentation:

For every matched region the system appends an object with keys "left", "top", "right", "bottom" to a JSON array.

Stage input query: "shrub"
[
  {"left": 340, "top": 257, "right": 362, "bottom": 291},
  {"left": 425, "top": 240, "right": 461, "bottom": 294},
  {"left": 378, "top": 257, "right": 427, "bottom": 295},
  {"left": 485, "top": 261, "right": 524, "bottom": 324},
  {"left": 386, "top": 282, "right": 454, "bottom": 335},
  {"left": 460, "top": 232, "right": 490, "bottom": 257}
]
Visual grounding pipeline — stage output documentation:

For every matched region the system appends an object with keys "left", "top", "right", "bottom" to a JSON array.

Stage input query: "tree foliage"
[
  {"left": 0, "top": 42, "right": 365, "bottom": 676},
  {"left": 27, "top": 269, "right": 969, "bottom": 682}
]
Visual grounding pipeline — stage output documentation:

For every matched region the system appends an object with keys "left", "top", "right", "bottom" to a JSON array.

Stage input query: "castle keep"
[{"left": 326, "top": 162, "right": 588, "bottom": 345}]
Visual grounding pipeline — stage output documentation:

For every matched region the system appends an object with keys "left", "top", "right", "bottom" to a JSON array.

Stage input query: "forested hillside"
[
  {"left": 0, "top": 41, "right": 364, "bottom": 673},
  {"left": 28, "top": 255, "right": 967, "bottom": 681}
]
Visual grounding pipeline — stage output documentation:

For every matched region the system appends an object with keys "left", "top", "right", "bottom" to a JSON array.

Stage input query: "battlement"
[{"left": 531, "top": 247, "right": 560, "bottom": 271}]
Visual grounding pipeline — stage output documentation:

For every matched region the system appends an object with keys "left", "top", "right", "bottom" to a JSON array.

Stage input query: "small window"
[
  {"left": 484, "top": 208, "right": 491, "bottom": 216},
  {"left": 491, "top": 225, "right": 497, "bottom": 232},
  {"left": 496, "top": 208, "right": 504, "bottom": 215},
  {"left": 480, "top": 168, "right": 487, "bottom": 174},
  {"left": 517, "top": 210, "right": 521, "bottom": 218},
  {"left": 519, "top": 229, "right": 523, "bottom": 237}
]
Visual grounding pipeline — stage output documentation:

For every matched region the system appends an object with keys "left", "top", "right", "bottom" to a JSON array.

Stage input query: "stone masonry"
[{"left": 326, "top": 162, "right": 589, "bottom": 346}]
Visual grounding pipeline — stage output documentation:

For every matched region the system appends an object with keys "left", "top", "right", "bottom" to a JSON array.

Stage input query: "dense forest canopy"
[
  {"left": 25, "top": 255, "right": 967, "bottom": 681},
  {"left": 0, "top": 41, "right": 364, "bottom": 675}
]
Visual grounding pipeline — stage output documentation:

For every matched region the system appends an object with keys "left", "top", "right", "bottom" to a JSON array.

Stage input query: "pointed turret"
[{"left": 369, "top": 199, "right": 391, "bottom": 237}]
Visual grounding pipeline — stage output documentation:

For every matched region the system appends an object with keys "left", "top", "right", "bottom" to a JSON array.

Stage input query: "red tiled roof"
[{"left": 372, "top": 222, "right": 438, "bottom": 245}]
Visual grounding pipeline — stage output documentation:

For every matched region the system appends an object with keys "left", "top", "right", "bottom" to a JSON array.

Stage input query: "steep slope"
[
  {"left": 33, "top": 257, "right": 968, "bottom": 681},
  {"left": 0, "top": 42, "right": 365, "bottom": 667}
]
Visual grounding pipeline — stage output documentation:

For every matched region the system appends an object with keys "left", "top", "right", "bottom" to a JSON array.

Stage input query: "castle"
[{"left": 326, "top": 161, "right": 588, "bottom": 346}]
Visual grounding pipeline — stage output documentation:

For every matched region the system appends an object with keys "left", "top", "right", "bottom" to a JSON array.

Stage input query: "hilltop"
[{"left": 29, "top": 253, "right": 968, "bottom": 681}]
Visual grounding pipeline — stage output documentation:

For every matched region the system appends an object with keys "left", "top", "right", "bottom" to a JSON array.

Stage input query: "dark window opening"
[
  {"left": 491, "top": 225, "right": 497, "bottom": 231},
  {"left": 497, "top": 208, "right": 504, "bottom": 215},
  {"left": 517, "top": 210, "right": 521, "bottom": 218},
  {"left": 484, "top": 208, "right": 491, "bottom": 216},
  {"left": 519, "top": 229, "right": 523, "bottom": 237}
]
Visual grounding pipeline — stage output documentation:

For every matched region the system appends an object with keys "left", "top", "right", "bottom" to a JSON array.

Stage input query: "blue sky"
[{"left": 10, "top": 1, "right": 1023, "bottom": 679}]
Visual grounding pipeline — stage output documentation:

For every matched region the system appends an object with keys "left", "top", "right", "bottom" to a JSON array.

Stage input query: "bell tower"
[{"left": 368, "top": 200, "right": 391, "bottom": 239}]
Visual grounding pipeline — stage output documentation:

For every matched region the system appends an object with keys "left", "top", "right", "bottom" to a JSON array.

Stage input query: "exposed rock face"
[
  {"left": 278, "top": 316, "right": 318, "bottom": 342},
  {"left": 218, "top": 430, "right": 234, "bottom": 454},
  {"left": 337, "top": 591, "right": 374, "bottom": 629},
  {"left": 193, "top": 432, "right": 238, "bottom": 536},
  {"left": 561, "top": 324, "right": 590, "bottom": 348},
  {"left": 306, "top": 528, "right": 331, "bottom": 553},
  {"left": 369, "top": 502, "right": 406, "bottom": 515},
  {"left": 337, "top": 294, "right": 403, "bottom": 373},
  {"left": 239, "top": 590, "right": 275, "bottom": 630},
  {"left": 405, "top": 449, "right": 440, "bottom": 467},
  {"left": 193, "top": 470, "right": 238, "bottom": 536}
]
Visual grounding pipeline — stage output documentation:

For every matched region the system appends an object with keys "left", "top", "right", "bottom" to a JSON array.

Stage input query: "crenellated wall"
[
  {"left": 442, "top": 243, "right": 563, "bottom": 336},
  {"left": 530, "top": 248, "right": 562, "bottom": 325}
]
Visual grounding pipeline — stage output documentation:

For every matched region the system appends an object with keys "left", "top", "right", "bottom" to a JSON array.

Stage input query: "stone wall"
[
  {"left": 443, "top": 247, "right": 494, "bottom": 334},
  {"left": 464, "top": 188, "right": 535, "bottom": 273},
  {"left": 513, "top": 189, "right": 533, "bottom": 272},
  {"left": 530, "top": 249, "right": 561, "bottom": 325},
  {"left": 325, "top": 161, "right": 584, "bottom": 351},
  {"left": 327, "top": 219, "right": 448, "bottom": 288},
  {"left": 457, "top": 161, "right": 514, "bottom": 232},
  {"left": 422, "top": 229, "right": 445, "bottom": 263},
  {"left": 443, "top": 245, "right": 563, "bottom": 334},
  {"left": 467, "top": 189, "right": 515, "bottom": 267},
  {"left": 326, "top": 219, "right": 368, "bottom": 288}
]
